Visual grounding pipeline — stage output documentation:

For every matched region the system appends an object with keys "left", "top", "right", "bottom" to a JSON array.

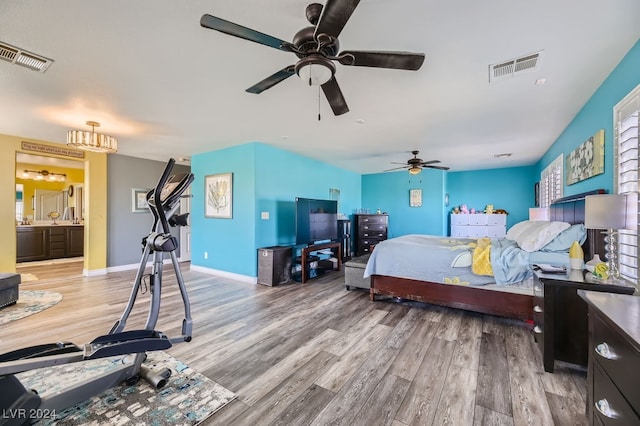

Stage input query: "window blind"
[
  {"left": 614, "top": 84, "right": 640, "bottom": 284},
  {"left": 540, "top": 155, "right": 563, "bottom": 208}
]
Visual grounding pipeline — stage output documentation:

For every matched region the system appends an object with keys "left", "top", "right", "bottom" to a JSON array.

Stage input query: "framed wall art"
[
  {"left": 131, "top": 188, "right": 150, "bottom": 213},
  {"left": 566, "top": 129, "right": 605, "bottom": 185},
  {"left": 409, "top": 188, "right": 422, "bottom": 207},
  {"left": 205, "top": 173, "right": 233, "bottom": 218}
]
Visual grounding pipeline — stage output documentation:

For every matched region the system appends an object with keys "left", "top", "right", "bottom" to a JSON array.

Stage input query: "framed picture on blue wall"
[
  {"left": 410, "top": 189, "right": 422, "bottom": 207},
  {"left": 205, "top": 173, "right": 233, "bottom": 218}
]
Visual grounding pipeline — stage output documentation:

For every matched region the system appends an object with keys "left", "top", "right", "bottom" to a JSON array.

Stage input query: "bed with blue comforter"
[{"left": 366, "top": 215, "right": 590, "bottom": 320}]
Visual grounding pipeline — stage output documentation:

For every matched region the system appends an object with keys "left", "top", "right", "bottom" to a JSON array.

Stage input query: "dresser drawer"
[
  {"left": 359, "top": 223, "right": 387, "bottom": 233},
  {"left": 357, "top": 215, "right": 387, "bottom": 226},
  {"left": 592, "top": 313, "right": 640, "bottom": 414},
  {"left": 450, "top": 226, "right": 468, "bottom": 237},
  {"left": 486, "top": 214, "right": 507, "bottom": 226},
  {"left": 593, "top": 363, "right": 640, "bottom": 425},
  {"left": 451, "top": 214, "right": 469, "bottom": 226},
  {"left": 359, "top": 229, "right": 387, "bottom": 239}
]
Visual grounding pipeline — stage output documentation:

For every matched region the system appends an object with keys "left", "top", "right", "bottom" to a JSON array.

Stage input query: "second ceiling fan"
[
  {"left": 200, "top": 0, "right": 425, "bottom": 116},
  {"left": 386, "top": 151, "right": 450, "bottom": 174}
]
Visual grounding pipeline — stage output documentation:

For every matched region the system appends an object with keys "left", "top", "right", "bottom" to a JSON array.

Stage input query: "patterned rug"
[
  {"left": 16, "top": 350, "right": 236, "bottom": 425},
  {"left": 0, "top": 290, "right": 62, "bottom": 325}
]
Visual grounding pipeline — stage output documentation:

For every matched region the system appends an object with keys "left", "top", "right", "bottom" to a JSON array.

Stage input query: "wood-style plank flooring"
[{"left": 6, "top": 260, "right": 588, "bottom": 425}]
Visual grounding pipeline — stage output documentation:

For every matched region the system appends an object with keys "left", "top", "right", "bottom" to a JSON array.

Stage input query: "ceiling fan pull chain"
[{"left": 318, "top": 86, "right": 321, "bottom": 121}]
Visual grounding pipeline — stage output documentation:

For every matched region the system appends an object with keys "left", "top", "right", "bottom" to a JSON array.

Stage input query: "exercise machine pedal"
[{"left": 0, "top": 342, "right": 81, "bottom": 362}]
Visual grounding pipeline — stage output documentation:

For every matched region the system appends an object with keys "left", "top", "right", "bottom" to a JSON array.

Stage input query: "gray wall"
[{"left": 108, "top": 155, "right": 190, "bottom": 267}]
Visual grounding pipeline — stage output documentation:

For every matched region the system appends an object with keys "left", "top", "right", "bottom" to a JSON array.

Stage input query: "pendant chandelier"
[{"left": 66, "top": 121, "right": 117, "bottom": 153}]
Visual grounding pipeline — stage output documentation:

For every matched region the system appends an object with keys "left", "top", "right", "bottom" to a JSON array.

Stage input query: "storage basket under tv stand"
[{"left": 296, "top": 241, "right": 342, "bottom": 283}]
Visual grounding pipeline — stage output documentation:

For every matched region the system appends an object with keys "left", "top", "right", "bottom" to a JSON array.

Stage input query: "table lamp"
[{"left": 585, "top": 194, "right": 627, "bottom": 279}]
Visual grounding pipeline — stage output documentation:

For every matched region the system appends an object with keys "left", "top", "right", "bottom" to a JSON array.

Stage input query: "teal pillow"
[{"left": 540, "top": 224, "right": 587, "bottom": 252}]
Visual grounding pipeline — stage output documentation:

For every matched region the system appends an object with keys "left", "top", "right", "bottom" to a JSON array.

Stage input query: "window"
[
  {"left": 540, "top": 154, "right": 563, "bottom": 207},
  {"left": 614, "top": 84, "right": 640, "bottom": 284}
]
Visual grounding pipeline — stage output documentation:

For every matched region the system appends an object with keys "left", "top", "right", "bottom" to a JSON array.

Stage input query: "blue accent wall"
[
  {"left": 537, "top": 39, "right": 640, "bottom": 194},
  {"left": 254, "top": 143, "right": 361, "bottom": 250},
  {"left": 362, "top": 169, "right": 446, "bottom": 237},
  {"left": 192, "top": 144, "right": 257, "bottom": 276},
  {"left": 447, "top": 165, "right": 537, "bottom": 231},
  {"left": 192, "top": 142, "right": 360, "bottom": 277}
]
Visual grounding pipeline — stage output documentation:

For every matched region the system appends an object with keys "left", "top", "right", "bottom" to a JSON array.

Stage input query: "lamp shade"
[
  {"left": 585, "top": 194, "right": 627, "bottom": 229},
  {"left": 529, "top": 207, "right": 550, "bottom": 221}
]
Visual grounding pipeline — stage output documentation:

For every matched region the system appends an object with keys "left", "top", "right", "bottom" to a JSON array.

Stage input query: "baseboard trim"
[
  {"left": 84, "top": 268, "right": 108, "bottom": 276},
  {"left": 106, "top": 258, "right": 180, "bottom": 274},
  {"left": 189, "top": 264, "right": 257, "bottom": 284}
]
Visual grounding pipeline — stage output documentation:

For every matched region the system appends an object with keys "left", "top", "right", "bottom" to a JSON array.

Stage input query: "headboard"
[{"left": 549, "top": 189, "right": 606, "bottom": 260}]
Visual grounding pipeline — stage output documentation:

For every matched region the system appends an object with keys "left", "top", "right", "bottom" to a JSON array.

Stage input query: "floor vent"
[
  {"left": 489, "top": 51, "right": 542, "bottom": 83},
  {"left": 0, "top": 41, "right": 53, "bottom": 73}
]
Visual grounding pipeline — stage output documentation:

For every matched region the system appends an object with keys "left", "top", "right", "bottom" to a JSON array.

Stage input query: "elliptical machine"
[{"left": 0, "top": 159, "right": 194, "bottom": 425}]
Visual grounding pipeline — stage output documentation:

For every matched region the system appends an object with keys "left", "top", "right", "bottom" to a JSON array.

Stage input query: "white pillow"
[{"left": 506, "top": 220, "right": 571, "bottom": 252}]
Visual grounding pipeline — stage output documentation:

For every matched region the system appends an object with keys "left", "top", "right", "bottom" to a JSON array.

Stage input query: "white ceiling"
[{"left": 2, "top": 0, "right": 639, "bottom": 174}]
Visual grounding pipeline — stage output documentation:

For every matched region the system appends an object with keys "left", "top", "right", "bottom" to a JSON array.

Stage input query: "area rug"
[
  {"left": 15, "top": 350, "right": 236, "bottom": 425},
  {"left": 0, "top": 290, "right": 62, "bottom": 325}
]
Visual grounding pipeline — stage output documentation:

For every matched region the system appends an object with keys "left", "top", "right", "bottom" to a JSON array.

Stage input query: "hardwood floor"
[{"left": 5, "top": 262, "right": 588, "bottom": 425}]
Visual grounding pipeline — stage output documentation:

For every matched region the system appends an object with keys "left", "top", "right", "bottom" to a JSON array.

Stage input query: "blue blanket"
[{"left": 363, "top": 234, "right": 535, "bottom": 286}]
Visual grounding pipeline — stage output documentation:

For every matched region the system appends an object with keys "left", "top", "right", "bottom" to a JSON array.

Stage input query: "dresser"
[
  {"left": 578, "top": 290, "right": 640, "bottom": 425},
  {"left": 532, "top": 270, "right": 635, "bottom": 373},
  {"left": 450, "top": 213, "right": 506, "bottom": 238},
  {"left": 354, "top": 214, "right": 388, "bottom": 256}
]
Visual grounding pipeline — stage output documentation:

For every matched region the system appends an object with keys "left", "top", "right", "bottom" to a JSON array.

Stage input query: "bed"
[{"left": 367, "top": 190, "right": 606, "bottom": 320}]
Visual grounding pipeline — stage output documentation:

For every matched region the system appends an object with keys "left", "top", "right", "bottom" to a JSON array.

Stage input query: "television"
[{"left": 295, "top": 197, "right": 338, "bottom": 245}]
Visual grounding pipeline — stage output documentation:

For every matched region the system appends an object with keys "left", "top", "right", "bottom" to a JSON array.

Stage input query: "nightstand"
[{"left": 532, "top": 269, "right": 636, "bottom": 373}]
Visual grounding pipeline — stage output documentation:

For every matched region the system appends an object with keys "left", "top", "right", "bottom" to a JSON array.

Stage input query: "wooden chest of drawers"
[
  {"left": 533, "top": 270, "right": 635, "bottom": 373},
  {"left": 578, "top": 290, "right": 640, "bottom": 425},
  {"left": 354, "top": 214, "right": 388, "bottom": 256}
]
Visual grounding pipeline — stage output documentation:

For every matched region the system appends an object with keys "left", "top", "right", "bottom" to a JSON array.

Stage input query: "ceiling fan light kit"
[{"left": 200, "top": 1, "right": 425, "bottom": 116}]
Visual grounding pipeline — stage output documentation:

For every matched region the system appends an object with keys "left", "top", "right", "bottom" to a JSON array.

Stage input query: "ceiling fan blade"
[
  {"left": 201, "top": 14, "right": 293, "bottom": 52},
  {"left": 419, "top": 160, "right": 441, "bottom": 165},
  {"left": 246, "top": 66, "right": 296, "bottom": 94},
  {"left": 424, "top": 165, "right": 450, "bottom": 170},
  {"left": 383, "top": 166, "right": 409, "bottom": 172},
  {"left": 321, "top": 78, "right": 349, "bottom": 116},
  {"left": 314, "top": 0, "right": 360, "bottom": 39},
  {"left": 337, "top": 51, "right": 425, "bottom": 70},
  {"left": 390, "top": 162, "right": 409, "bottom": 165}
]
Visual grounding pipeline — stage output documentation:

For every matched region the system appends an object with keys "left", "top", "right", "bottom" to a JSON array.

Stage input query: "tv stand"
[{"left": 299, "top": 242, "right": 342, "bottom": 283}]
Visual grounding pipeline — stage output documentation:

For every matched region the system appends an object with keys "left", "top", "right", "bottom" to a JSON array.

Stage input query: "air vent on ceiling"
[
  {"left": 489, "top": 50, "right": 542, "bottom": 83},
  {"left": 0, "top": 41, "right": 53, "bottom": 73}
]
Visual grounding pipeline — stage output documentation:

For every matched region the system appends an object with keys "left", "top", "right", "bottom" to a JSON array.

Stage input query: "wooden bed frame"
[{"left": 369, "top": 189, "right": 606, "bottom": 320}]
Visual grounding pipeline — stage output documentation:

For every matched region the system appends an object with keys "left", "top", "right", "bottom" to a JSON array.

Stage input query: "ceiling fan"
[
  {"left": 200, "top": 1, "right": 425, "bottom": 116},
  {"left": 385, "top": 151, "right": 450, "bottom": 174}
]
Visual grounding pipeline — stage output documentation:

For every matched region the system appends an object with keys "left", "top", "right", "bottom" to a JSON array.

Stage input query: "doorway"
[{"left": 16, "top": 152, "right": 85, "bottom": 279}]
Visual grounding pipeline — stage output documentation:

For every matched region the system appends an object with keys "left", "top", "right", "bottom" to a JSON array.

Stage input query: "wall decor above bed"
[{"left": 566, "top": 129, "right": 604, "bottom": 185}]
